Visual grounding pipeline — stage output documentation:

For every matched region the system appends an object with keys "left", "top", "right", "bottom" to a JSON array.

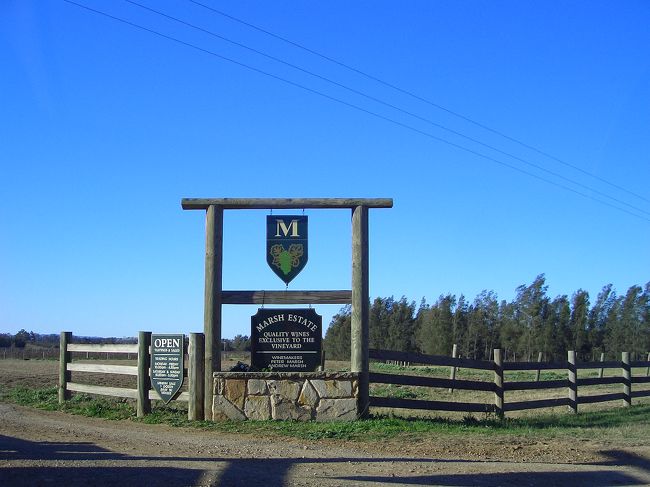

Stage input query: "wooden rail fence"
[
  {"left": 369, "top": 348, "right": 650, "bottom": 417},
  {"left": 59, "top": 331, "right": 205, "bottom": 419}
]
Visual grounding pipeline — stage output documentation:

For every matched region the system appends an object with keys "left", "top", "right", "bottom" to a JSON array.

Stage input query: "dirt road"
[
  {"left": 2, "top": 402, "right": 650, "bottom": 486},
  {"left": 2, "top": 359, "right": 650, "bottom": 486}
]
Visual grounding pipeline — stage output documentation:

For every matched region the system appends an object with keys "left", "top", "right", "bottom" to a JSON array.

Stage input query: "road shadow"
[
  {"left": 333, "top": 470, "right": 642, "bottom": 486},
  {"left": 0, "top": 435, "right": 206, "bottom": 486},
  {"left": 1, "top": 435, "right": 648, "bottom": 486},
  {"left": 0, "top": 466, "right": 207, "bottom": 487},
  {"left": 0, "top": 435, "right": 128, "bottom": 462},
  {"left": 597, "top": 449, "right": 650, "bottom": 473}
]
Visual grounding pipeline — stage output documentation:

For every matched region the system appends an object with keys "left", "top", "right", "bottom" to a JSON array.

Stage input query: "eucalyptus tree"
[
  {"left": 619, "top": 285, "right": 647, "bottom": 359},
  {"left": 570, "top": 289, "right": 591, "bottom": 360},
  {"left": 513, "top": 275, "right": 550, "bottom": 361},
  {"left": 323, "top": 305, "right": 351, "bottom": 360},
  {"left": 416, "top": 294, "right": 455, "bottom": 355},
  {"left": 385, "top": 297, "right": 417, "bottom": 352},
  {"left": 588, "top": 284, "right": 615, "bottom": 355},
  {"left": 369, "top": 297, "right": 391, "bottom": 351}
]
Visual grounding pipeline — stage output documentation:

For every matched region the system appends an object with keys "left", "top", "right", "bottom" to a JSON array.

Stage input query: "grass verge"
[{"left": 3, "top": 385, "right": 650, "bottom": 443}]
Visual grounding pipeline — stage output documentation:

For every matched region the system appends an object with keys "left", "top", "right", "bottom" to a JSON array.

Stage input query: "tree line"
[
  {"left": 0, "top": 330, "right": 253, "bottom": 353},
  {"left": 324, "top": 275, "right": 650, "bottom": 363},
  {"left": 0, "top": 331, "right": 137, "bottom": 349}
]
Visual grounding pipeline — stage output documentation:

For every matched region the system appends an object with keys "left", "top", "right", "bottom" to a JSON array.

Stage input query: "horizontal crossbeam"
[
  {"left": 221, "top": 290, "right": 352, "bottom": 305},
  {"left": 181, "top": 198, "right": 393, "bottom": 210}
]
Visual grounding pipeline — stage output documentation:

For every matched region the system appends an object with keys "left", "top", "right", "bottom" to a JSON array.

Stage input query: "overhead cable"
[
  {"left": 189, "top": 0, "right": 650, "bottom": 205},
  {"left": 128, "top": 0, "right": 650, "bottom": 217},
  {"left": 62, "top": 0, "right": 650, "bottom": 223}
]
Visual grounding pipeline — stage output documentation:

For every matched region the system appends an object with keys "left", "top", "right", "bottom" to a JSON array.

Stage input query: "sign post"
[
  {"left": 182, "top": 198, "right": 393, "bottom": 419},
  {"left": 251, "top": 308, "right": 322, "bottom": 371},
  {"left": 151, "top": 334, "right": 184, "bottom": 403}
]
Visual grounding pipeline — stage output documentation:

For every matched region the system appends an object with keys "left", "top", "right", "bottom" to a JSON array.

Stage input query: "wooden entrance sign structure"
[{"left": 181, "top": 198, "right": 393, "bottom": 418}]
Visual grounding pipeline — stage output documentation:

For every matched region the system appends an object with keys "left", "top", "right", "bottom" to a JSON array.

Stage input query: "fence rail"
[
  {"left": 66, "top": 363, "right": 139, "bottom": 375},
  {"left": 59, "top": 331, "right": 205, "bottom": 419},
  {"left": 369, "top": 348, "right": 649, "bottom": 417},
  {"left": 504, "top": 397, "right": 569, "bottom": 412}
]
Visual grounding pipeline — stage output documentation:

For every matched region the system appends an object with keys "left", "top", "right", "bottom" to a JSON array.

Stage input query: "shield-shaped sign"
[
  {"left": 266, "top": 215, "right": 308, "bottom": 285},
  {"left": 150, "top": 334, "right": 184, "bottom": 404}
]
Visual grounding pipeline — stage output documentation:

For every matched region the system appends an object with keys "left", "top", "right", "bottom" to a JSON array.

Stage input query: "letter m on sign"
[{"left": 266, "top": 215, "right": 308, "bottom": 285}]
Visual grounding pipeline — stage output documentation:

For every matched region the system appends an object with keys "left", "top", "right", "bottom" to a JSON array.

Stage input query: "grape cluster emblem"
[{"left": 270, "top": 244, "right": 304, "bottom": 276}]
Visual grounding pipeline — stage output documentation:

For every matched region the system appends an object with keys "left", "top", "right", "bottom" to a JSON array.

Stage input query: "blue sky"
[{"left": 1, "top": 0, "right": 649, "bottom": 339}]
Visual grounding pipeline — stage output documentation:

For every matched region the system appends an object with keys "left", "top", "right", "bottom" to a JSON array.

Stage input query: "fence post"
[
  {"left": 646, "top": 352, "right": 650, "bottom": 377},
  {"left": 137, "top": 331, "right": 152, "bottom": 417},
  {"left": 58, "top": 332, "right": 72, "bottom": 404},
  {"left": 598, "top": 352, "right": 605, "bottom": 379},
  {"left": 535, "top": 351, "right": 543, "bottom": 382},
  {"left": 493, "top": 348, "right": 504, "bottom": 419},
  {"left": 622, "top": 352, "right": 631, "bottom": 407},
  {"left": 568, "top": 350, "right": 577, "bottom": 414},
  {"left": 449, "top": 344, "right": 457, "bottom": 393},
  {"left": 188, "top": 333, "right": 205, "bottom": 421}
]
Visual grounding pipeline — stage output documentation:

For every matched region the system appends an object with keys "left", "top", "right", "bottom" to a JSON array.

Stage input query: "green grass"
[
  {"left": 372, "top": 384, "right": 430, "bottom": 400},
  {"left": 6, "top": 386, "right": 135, "bottom": 420},
  {"left": 7, "top": 386, "right": 61, "bottom": 410},
  {"left": 3, "top": 385, "right": 650, "bottom": 444}
]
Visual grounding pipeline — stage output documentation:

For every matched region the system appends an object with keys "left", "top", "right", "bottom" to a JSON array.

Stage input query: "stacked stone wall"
[{"left": 212, "top": 372, "right": 359, "bottom": 421}]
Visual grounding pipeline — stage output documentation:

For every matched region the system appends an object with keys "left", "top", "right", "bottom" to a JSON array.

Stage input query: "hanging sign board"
[
  {"left": 266, "top": 215, "right": 308, "bottom": 285},
  {"left": 251, "top": 308, "right": 322, "bottom": 371},
  {"left": 150, "top": 334, "right": 184, "bottom": 404}
]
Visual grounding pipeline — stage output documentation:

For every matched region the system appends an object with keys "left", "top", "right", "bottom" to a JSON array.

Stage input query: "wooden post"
[
  {"left": 535, "top": 351, "right": 543, "bottom": 382},
  {"left": 137, "top": 331, "right": 152, "bottom": 417},
  {"left": 449, "top": 344, "right": 458, "bottom": 393},
  {"left": 351, "top": 205, "right": 369, "bottom": 418},
  {"left": 188, "top": 333, "right": 205, "bottom": 421},
  {"left": 204, "top": 204, "right": 223, "bottom": 420},
  {"left": 598, "top": 352, "right": 605, "bottom": 378},
  {"left": 493, "top": 348, "right": 504, "bottom": 419},
  {"left": 646, "top": 352, "right": 650, "bottom": 377},
  {"left": 58, "top": 332, "right": 71, "bottom": 404},
  {"left": 568, "top": 350, "right": 577, "bottom": 414},
  {"left": 622, "top": 351, "right": 631, "bottom": 407}
]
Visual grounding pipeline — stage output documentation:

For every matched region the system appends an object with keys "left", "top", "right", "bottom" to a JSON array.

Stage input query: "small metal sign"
[
  {"left": 266, "top": 215, "right": 308, "bottom": 285},
  {"left": 251, "top": 308, "right": 322, "bottom": 371},
  {"left": 150, "top": 334, "right": 184, "bottom": 404}
]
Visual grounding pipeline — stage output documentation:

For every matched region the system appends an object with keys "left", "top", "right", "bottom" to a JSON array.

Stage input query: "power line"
[
  {"left": 126, "top": 0, "right": 650, "bottom": 218},
  {"left": 189, "top": 0, "right": 650, "bottom": 206},
  {"left": 62, "top": 0, "right": 650, "bottom": 223}
]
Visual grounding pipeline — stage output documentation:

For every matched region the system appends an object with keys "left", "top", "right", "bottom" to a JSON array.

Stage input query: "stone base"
[{"left": 212, "top": 372, "right": 359, "bottom": 421}]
